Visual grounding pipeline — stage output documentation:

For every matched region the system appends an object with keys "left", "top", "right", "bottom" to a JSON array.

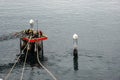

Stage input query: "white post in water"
[
  {"left": 73, "top": 33, "right": 79, "bottom": 70},
  {"left": 73, "top": 33, "right": 78, "bottom": 57},
  {"left": 73, "top": 33, "right": 78, "bottom": 49},
  {"left": 29, "top": 19, "right": 35, "bottom": 29}
]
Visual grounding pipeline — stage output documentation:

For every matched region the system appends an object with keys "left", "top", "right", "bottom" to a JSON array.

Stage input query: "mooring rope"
[
  {"left": 4, "top": 39, "right": 30, "bottom": 80},
  {"left": 4, "top": 55, "right": 21, "bottom": 80},
  {"left": 20, "top": 45, "right": 29, "bottom": 80},
  {"left": 4, "top": 37, "right": 57, "bottom": 80},
  {"left": 20, "top": 37, "right": 32, "bottom": 80},
  {"left": 36, "top": 43, "right": 58, "bottom": 80}
]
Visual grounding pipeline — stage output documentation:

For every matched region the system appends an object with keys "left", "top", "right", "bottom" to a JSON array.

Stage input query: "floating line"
[{"left": 36, "top": 43, "right": 58, "bottom": 80}]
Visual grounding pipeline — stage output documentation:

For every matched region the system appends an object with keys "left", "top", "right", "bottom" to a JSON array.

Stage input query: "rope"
[
  {"left": 4, "top": 38, "right": 30, "bottom": 80},
  {"left": 20, "top": 45, "right": 29, "bottom": 80},
  {"left": 36, "top": 43, "right": 58, "bottom": 80},
  {"left": 4, "top": 54, "right": 21, "bottom": 80},
  {"left": 20, "top": 37, "right": 32, "bottom": 80},
  {"left": 4, "top": 36, "right": 57, "bottom": 80}
]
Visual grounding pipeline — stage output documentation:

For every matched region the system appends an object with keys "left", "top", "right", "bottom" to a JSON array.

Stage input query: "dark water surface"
[{"left": 0, "top": 0, "right": 120, "bottom": 80}]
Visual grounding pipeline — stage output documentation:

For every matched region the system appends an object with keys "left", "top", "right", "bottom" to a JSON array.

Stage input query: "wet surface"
[{"left": 0, "top": 0, "right": 120, "bottom": 80}]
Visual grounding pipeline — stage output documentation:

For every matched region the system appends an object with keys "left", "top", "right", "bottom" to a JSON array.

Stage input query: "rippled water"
[{"left": 0, "top": 0, "right": 120, "bottom": 80}]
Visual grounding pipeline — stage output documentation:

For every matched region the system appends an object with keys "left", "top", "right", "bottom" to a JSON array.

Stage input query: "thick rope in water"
[
  {"left": 20, "top": 37, "right": 32, "bottom": 80},
  {"left": 4, "top": 56, "right": 21, "bottom": 80},
  {"left": 36, "top": 42, "right": 58, "bottom": 80},
  {"left": 4, "top": 40, "right": 29, "bottom": 80},
  {"left": 20, "top": 45, "right": 29, "bottom": 80}
]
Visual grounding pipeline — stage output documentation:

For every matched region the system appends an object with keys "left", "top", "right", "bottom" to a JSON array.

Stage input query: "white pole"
[
  {"left": 36, "top": 20, "right": 38, "bottom": 31},
  {"left": 73, "top": 33, "right": 79, "bottom": 70},
  {"left": 73, "top": 33, "right": 78, "bottom": 49}
]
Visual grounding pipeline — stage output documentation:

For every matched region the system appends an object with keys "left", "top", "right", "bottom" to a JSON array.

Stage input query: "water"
[{"left": 0, "top": 0, "right": 120, "bottom": 80}]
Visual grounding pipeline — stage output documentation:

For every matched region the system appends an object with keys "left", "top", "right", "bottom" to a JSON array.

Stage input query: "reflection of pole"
[
  {"left": 73, "top": 33, "right": 79, "bottom": 70},
  {"left": 73, "top": 55, "right": 78, "bottom": 70},
  {"left": 73, "top": 48, "right": 78, "bottom": 70}
]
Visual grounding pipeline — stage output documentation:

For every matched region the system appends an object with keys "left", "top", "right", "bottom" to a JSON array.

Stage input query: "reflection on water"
[
  {"left": 73, "top": 48, "right": 79, "bottom": 71},
  {"left": 73, "top": 57, "right": 78, "bottom": 71}
]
